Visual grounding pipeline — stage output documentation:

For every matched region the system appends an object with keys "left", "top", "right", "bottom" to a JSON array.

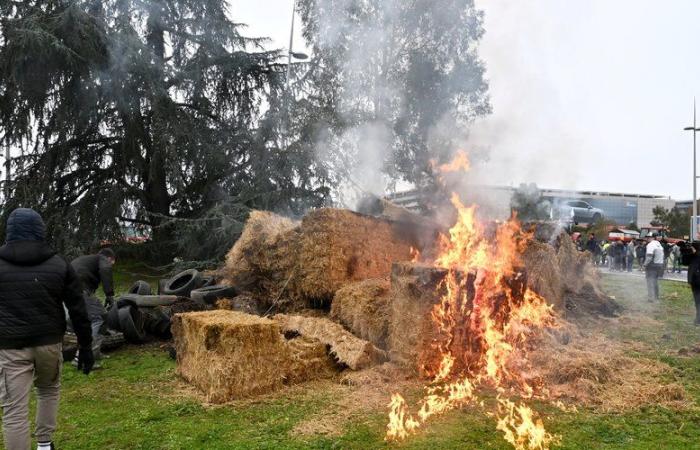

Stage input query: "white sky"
[{"left": 231, "top": 0, "right": 699, "bottom": 200}]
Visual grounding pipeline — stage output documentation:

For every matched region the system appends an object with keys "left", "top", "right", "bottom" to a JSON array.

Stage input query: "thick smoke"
[{"left": 302, "top": 0, "right": 490, "bottom": 209}]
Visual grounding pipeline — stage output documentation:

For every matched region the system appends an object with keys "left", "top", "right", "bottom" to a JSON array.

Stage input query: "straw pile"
[
  {"left": 330, "top": 278, "right": 391, "bottom": 349},
  {"left": 529, "top": 329, "right": 689, "bottom": 412},
  {"left": 171, "top": 310, "right": 289, "bottom": 403},
  {"left": 273, "top": 314, "right": 387, "bottom": 370},
  {"left": 223, "top": 211, "right": 300, "bottom": 308},
  {"left": 522, "top": 240, "right": 564, "bottom": 311},
  {"left": 557, "top": 234, "right": 620, "bottom": 317},
  {"left": 295, "top": 209, "right": 413, "bottom": 302}
]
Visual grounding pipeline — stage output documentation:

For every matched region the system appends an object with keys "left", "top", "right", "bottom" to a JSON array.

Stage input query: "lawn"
[{"left": 5, "top": 269, "right": 700, "bottom": 449}]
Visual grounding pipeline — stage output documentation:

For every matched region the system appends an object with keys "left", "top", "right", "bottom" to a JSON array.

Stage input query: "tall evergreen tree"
[
  {"left": 0, "top": 1, "right": 330, "bottom": 259},
  {"left": 297, "top": 0, "right": 490, "bottom": 189}
]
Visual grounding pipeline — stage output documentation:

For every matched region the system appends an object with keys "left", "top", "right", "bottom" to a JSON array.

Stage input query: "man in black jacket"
[
  {"left": 71, "top": 248, "right": 116, "bottom": 362},
  {"left": 0, "top": 208, "right": 93, "bottom": 450}
]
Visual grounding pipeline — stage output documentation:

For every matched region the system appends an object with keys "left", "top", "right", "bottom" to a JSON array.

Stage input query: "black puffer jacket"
[
  {"left": 0, "top": 208, "right": 92, "bottom": 349},
  {"left": 71, "top": 254, "right": 114, "bottom": 297}
]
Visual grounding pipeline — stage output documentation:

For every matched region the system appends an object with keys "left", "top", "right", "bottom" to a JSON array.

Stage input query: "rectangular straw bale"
[
  {"left": 172, "top": 310, "right": 288, "bottom": 403},
  {"left": 273, "top": 314, "right": 387, "bottom": 370},
  {"left": 296, "top": 209, "right": 413, "bottom": 302},
  {"left": 387, "top": 262, "right": 447, "bottom": 373},
  {"left": 330, "top": 278, "right": 391, "bottom": 349}
]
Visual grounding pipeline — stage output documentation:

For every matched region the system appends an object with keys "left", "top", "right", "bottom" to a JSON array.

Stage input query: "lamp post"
[{"left": 684, "top": 97, "right": 700, "bottom": 242}]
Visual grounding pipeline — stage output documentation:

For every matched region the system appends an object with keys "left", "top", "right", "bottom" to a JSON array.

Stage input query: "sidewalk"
[{"left": 597, "top": 266, "right": 687, "bottom": 283}]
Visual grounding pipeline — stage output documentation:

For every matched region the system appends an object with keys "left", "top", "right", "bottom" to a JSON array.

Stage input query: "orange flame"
[
  {"left": 410, "top": 246, "right": 421, "bottom": 263},
  {"left": 434, "top": 150, "right": 471, "bottom": 174},
  {"left": 386, "top": 188, "right": 559, "bottom": 448}
]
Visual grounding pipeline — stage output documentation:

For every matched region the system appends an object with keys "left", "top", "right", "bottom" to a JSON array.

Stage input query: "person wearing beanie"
[{"left": 0, "top": 208, "right": 93, "bottom": 450}]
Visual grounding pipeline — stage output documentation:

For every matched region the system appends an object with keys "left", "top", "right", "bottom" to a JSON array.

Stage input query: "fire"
[
  {"left": 386, "top": 159, "right": 559, "bottom": 448},
  {"left": 409, "top": 246, "right": 421, "bottom": 263},
  {"left": 435, "top": 149, "right": 471, "bottom": 174}
]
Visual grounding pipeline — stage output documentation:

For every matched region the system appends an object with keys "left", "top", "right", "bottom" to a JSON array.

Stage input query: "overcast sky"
[{"left": 232, "top": 0, "right": 699, "bottom": 200}]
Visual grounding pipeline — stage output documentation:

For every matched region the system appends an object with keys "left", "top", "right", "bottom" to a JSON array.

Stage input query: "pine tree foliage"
[{"left": 0, "top": 0, "right": 330, "bottom": 259}]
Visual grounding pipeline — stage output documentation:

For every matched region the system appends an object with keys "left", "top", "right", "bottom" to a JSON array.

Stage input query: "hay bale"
[
  {"left": 223, "top": 211, "right": 301, "bottom": 309},
  {"left": 330, "top": 278, "right": 391, "bottom": 349},
  {"left": 283, "top": 335, "right": 339, "bottom": 384},
  {"left": 522, "top": 241, "right": 564, "bottom": 311},
  {"left": 387, "top": 262, "right": 448, "bottom": 374},
  {"left": 172, "top": 311, "right": 288, "bottom": 403},
  {"left": 296, "top": 209, "right": 413, "bottom": 303},
  {"left": 273, "top": 314, "right": 387, "bottom": 370},
  {"left": 215, "top": 293, "right": 260, "bottom": 315}
]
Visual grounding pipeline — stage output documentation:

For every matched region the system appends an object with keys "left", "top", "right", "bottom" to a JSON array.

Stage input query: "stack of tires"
[{"left": 107, "top": 269, "right": 238, "bottom": 343}]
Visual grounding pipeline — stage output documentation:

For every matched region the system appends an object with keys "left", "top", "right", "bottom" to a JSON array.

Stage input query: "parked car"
[{"left": 552, "top": 200, "right": 604, "bottom": 224}]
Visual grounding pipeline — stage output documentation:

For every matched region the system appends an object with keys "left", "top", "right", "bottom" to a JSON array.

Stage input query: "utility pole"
[
  {"left": 685, "top": 98, "right": 700, "bottom": 242},
  {"left": 4, "top": 144, "right": 9, "bottom": 201}
]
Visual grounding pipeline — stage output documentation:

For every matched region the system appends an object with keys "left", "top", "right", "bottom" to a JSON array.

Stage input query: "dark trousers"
[{"left": 693, "top": 288, "right": 700, "bottom": 324}]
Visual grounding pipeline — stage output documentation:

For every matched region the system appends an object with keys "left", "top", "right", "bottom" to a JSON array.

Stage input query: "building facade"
[{"left": 387, "top": 186, "right": 676, "bottom": 227}]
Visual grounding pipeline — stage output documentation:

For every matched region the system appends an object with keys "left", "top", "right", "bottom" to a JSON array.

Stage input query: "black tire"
[
  {"left": 190, "top": 285, "right": 239, "bottom": 305},
  {"left": 157, "top": 279, "right": 168, "bottom": 295},
  {"left": 118, "top": 294, "right": 179, "bottom": 308},
  {"left": 162, "top": 269, "right": 202, "bottom": 298},
  {"left": 118, "top": 306, "right": 146, "bottom": 343},
  {"left": 128, "top": 280, "right": 152, "bottom": 295},
  {"left": 63, "top": 330, "right": 125, "bottom": 351},
  {"left": 142, "top": 307, "right": 171, "bottom": 339},
  {"left": 106, "top": 304, "right": 121, "bottom": 330},
  {"left": 197, "top": 276, "right": 216, "bottom": 289},
  {"left": 592, "top": 213, "right": 602, "bottom": 223}
]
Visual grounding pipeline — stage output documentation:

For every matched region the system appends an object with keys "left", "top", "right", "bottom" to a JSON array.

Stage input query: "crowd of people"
[{"left": 583, "top": 233, "right": 683, "bottom": 274}]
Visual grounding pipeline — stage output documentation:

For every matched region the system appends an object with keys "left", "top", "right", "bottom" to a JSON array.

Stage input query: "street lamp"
[{"left": 684, "top": 97, "right": 700, "bottom": 242}]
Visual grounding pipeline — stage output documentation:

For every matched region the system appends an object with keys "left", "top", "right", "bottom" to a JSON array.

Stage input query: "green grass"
[{"left": 4, "top": 270, "right": 700, "bottom": 449}]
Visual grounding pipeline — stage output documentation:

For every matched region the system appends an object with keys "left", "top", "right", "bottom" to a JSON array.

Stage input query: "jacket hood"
[
  {"left": 0, "top": 241, "right": 56, "bottom": 266},
  {"left": 6, "top": 208, "right": 46, "bottom": 243}
]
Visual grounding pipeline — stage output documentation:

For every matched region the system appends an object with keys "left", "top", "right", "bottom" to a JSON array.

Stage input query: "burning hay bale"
[
  {"left": 273, "top": 314, "right": 387, "bottom": 370},
  {"left": 556, "top": 234, "right": 620, "bottom": 317},
  {"left": 330, "top": 278, "right": 391, "bottom": 349},
  {"left": 295, "top": 209, "right": 413, "bottom": 303},
  {"left": 223, "top": 211, "right": 300, "bottom": 309},
  {"left": 171, "top": 311, "right": 289, "bottom": 403},
  {"left": 387, "top": 262, "right": 450, "bottom": 373},
  {"left": 522, "top": 240, "right": 564, "bottom": 311}
]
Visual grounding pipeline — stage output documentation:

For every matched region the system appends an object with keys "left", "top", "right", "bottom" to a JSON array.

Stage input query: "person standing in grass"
[
  {"left": 644, "top": 233, "right": 665, "bottom": 302},
  {"left": 0, "top": 208, "right": 94, "bottom": 450},
  {"left": 626, "top": 239, "right": 636, "bottom": 272},
  {"left": 687, "top": 243, "right": 700, "bottom": 325},
  {"left": 671, "top": 242, "right": 682, "bottom": 274}
]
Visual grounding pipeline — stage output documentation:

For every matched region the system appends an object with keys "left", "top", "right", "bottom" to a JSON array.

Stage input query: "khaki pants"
[{"left": 0, "top": 344, "right": 62, "bottom": 450}]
